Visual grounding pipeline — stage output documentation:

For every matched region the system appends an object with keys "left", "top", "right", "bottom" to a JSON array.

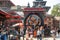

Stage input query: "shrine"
[
  {"left": 23, "top": 0, "right": 51, "bottom": 37},
  {"left": 24, "top": 0, "right": 50, "bottom": 27}
]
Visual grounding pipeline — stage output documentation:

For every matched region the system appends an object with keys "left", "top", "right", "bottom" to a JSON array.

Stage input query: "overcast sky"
[{"left": 11, "top": 0, "right": 60, "bottom": 14}]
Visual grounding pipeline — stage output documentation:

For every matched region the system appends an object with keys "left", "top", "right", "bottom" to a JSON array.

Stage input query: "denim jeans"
[
  {"left": 37, "top": 35, "right": 42, "bottom": 40},
  {"left": 6, "top": 34, "right": 8, "bottom": 40},
  {"left": 40, "top": 37, "right": 42, "bottom": 40},
  {"left": 2, "top": 34, "right": 7, "bottom": 40},
  {"left": 0, "top": 34, "right": 1, "bottom": 40}
]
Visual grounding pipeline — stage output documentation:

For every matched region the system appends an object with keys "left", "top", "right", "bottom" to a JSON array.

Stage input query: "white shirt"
[{"left": 37, "top": 30, "right": 40, "bottom": 35}]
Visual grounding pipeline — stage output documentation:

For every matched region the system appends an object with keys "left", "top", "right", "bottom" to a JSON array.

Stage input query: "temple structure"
[
  {"left": 0, "top": 0, "right": 15, "bottom": 12},
  {"left": 23, "top": 0, "right": 55, "bottom": 37},
  {"left": 24, "top": 0, "right": 51, "bottom": 25},
  {"left": 33, "top": 0, "right": 50, "bottom": 12},
  {"left": 0, "top": 0, "right": 22, "bottom": 27}
]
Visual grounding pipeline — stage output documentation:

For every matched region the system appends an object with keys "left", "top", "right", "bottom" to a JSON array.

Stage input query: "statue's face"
[
  {"left": 31, "top": 17, "right": 36, "bottom": 21},
  {"left": 25, "top": 14, "right": 41, "bottom": 29}
]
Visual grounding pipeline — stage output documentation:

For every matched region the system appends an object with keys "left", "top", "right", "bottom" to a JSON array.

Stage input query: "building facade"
[{"left": 0, "top": 0, "right": 22, "bottom": 27}]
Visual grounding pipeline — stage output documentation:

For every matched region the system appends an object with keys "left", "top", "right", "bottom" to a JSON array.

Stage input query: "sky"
[{"left": 11, "top": 0, "right": 60, "bottom": 14}]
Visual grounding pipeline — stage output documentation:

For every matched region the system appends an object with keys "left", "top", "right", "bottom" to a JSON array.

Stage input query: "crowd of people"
[{"left": 0, "top": 22, "right": 60, "bottom": 40}]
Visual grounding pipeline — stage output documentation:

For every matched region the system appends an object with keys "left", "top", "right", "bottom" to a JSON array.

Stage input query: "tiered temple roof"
[{"left": 33, "top": 0, "right": 50, "bottom": 12}]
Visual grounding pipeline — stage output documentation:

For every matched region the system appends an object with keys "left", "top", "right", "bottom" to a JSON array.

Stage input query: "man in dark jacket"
[{"left": 44, "top": 24, "right": 51, "bottom": 37}]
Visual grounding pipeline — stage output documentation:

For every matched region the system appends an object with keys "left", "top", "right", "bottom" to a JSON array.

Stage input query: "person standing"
[
  {"left": 20, "top": 27, "right": 24, "bottom": 40},
  {"left": 26, "top": 27, "right": 29, "bottom": 40},
  {"left": 37, "top": 26, "right": 44, "bottom": 40},
  {"left": 28, "top": 26, "right": 33, "bottom": 40},
  {"left": 37, "top": 27, "right": 40, "bottom": 40},
  {"left": 5, "top": 27, "right": 10, "bottom": 40},
  {"left": 26, "top": 26, "right": 33, "bottom": 40},
  {"left": 0, "top": 28, "right": 2, "bottom": 40},
  {"left": 44, "top": 24, "right": 51, "bottom": 37},
  {"left": 9, "top": 27, "right": 19, "bottom": 40},
  {"left": 19, "top": 23, "right": 24, "bottom": 40}
]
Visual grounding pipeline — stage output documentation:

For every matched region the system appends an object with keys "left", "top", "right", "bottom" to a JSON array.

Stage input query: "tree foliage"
[{"left": 51, "top": 3, "right": 60, "bottom": 16}]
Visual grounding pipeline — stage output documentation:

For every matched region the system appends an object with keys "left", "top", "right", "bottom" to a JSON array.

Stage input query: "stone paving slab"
[
  {"left": 55, "top": 38, "right": 60, "bottom": 40},
  {"left": 43, "top": 37, "right": 54, "bottom": 40},
  {"left": 20, "top": 37, "right": 60, "bottom": 40},
  {"left": 20, "top": 37, "right": 54, "bottom": 40}
]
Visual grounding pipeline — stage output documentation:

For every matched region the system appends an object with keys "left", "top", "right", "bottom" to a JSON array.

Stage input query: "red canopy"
[{"left": 0, "top": 10, "right": 11, "bottom": 19}]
